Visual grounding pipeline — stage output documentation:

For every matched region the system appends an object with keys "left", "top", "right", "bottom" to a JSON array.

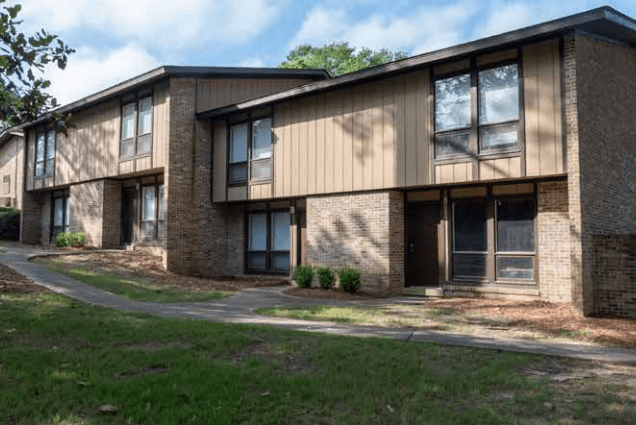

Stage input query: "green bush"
[
  {"left": 55, "top": 232, "right": 85, "bottom": 247},
  {"left": 337, "top": 266, "right": 362, "bottom": 293},
  {"left": 0, "top": 207, "right": 20, "bottom": 240},
  {"left": 293, "top": 265, "right": 314, "bottom": 288},
  {"left": 316, "top": 266, "right": 335, "bottom": 290}
]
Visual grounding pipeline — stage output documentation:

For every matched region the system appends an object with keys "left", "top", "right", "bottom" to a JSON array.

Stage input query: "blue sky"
[{"left": 15, "top": 0, "right": 636, "bottom": 105}]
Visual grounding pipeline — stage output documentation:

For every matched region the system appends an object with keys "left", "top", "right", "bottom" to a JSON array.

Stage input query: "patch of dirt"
[
  {"left": 37, "top": 251, "right": 289, "bottom": 292},
  {"left": 285, "top": 287, "right": 379, "bottom": 300},
  {"left": 117, "top": 364, "right": 169, "bottom": 379},
  {"left": 0, "top": 263, "right": 53, "bottom": 295},
  {"left": 422, "top": 298, "right": 636, "bottom": 348}
]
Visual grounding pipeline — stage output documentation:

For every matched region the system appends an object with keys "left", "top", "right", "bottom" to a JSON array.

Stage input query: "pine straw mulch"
[
  {"left": 417, "top": 298, "right": 636, "bottom": 348},
  {"left": 35, "top": 251, "right": 289, "bottom": 292},
  {"left": 0, "top": 262, "right": 54, "bottom": 295}
]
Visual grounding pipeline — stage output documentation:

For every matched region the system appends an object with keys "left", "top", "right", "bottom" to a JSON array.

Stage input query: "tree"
[
  {"left": 0, "top": 0, "right": 74, "bottom": 128},
  {"left": 278, "top": 42, "right": 408, "bottom": 76}
]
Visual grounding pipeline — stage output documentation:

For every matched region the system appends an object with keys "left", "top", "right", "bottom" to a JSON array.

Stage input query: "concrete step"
[{"left": 402, "top": 287, "right": 444, "bottom": 297}]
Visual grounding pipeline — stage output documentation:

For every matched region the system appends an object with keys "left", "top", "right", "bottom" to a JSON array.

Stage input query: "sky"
[{"left": 13, "top": 0, "right": 636, "bottom": 106}]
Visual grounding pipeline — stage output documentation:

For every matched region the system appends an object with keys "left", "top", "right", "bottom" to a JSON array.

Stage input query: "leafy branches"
[
  {"left": 278, "top": 42, "right": 407, "bottom": 76},
  {"left": 0, "top": 1, "right": 74, "bottom": 127}
]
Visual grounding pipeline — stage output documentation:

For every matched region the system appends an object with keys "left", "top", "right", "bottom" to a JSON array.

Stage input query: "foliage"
[
  {"left": 337, "top": 266, "right": 362, "bottom": 293},
  {"left": 278, "top": 42, "right": 408, "bottom": 76},
  {"left": 316, "top": 266, "right": 335, "bottom": 290},
  {"left": 292, "top": 264, "right": 314, "bottom": 288},
  {"left": 0, "top": 206, "right": 19, "bottom": 239},
  {"left": 0, "top": 0, "right": 74, "bottom": 128},
  {"left": 54, "top": 231, "right": 84, "bottom": 247}
]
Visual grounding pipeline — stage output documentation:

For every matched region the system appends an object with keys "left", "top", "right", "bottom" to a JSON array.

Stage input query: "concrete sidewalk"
[{"left": 2, "top": 246, "right": 636, "bottom": 364}]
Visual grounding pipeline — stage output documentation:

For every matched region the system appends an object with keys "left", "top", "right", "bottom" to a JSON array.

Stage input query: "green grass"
[
  {"left": 1, "top": 292, "right": 634, "bottom": 424},
  {"left": 255, "top": 304, "right": 459, "bottom": 329},
  {"left": 37, "top": 259, "right": 231, "bottom": 303}
]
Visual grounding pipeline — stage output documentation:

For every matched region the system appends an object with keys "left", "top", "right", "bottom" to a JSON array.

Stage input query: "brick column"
[{"left": 20, "top": 191, "right": 42, "bottom": 244}]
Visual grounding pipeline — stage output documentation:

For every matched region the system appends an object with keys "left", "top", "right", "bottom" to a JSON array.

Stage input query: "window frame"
[
  {"left": 34, "top": 128, "right": 56, "bottom": 178},
  {"left": 119, "top": 94, "right": 153, "bottom": 160},
  {"left": 51, "top": 193, "right": 70, "bottom": 240},
  {"left": 433, "top": 57, "right": 524, "bottom": 162},
  {"left": 227, "top": 116, "right": 273, "bottom": 187},
  {"left": 138, "top": 180, "right": 165, "bottom": 242},
  {"left": 450, "top": 191, "right": 536, "bottom": 284},
  {"left": 245, "top": 209, "right": 290, "bottom": 275}
]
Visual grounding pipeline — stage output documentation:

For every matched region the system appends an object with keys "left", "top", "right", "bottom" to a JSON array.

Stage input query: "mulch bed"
[
  {"left": 0, "top": 263, "right": 53, "bottom": 295},
  {"left": 423, "top": 298, "right": 636, "bottom": 348},
  {"left": 36, "top": 251, "right": 289, "bottom": 292}
]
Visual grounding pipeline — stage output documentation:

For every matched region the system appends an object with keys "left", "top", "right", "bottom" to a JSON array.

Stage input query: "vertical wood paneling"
[
  {"left": 382, "top": 81, "right": 396, "bottom": 188},
  {"left": 299, "top": 101, "right": 308, "bottom": 195},
  {"left": 524, "top": 39, "right": 562, "bottom": 176},
  {"left": 404, "top": 74, "right": 418, "bottom": 187},
  {"left": 273, "top": 106, "right": 284, "bottom": 198},
  {"left": 316, "top": 94, "right": 327, "bottom": 193},
  {"left": 332, "top": 92, "right": 344, "bottom": 192},
  {"left": 395, "top": 76, "right": 406, "bottom": 187},
  {"left": 195, "top": 78, "right": 318, "bottom": 113},
  {"left": 152, "top": 82, "right": 169, "bottom": 168},
  {"left": 479, "top": 157, "right": 522, "bottom": 180},
  {"left": 352, "top": 89, "right": 364, "bottom": 191},
  {"left": 307, "top": 99, "right": 317, "bottom": 194},
  {"left": 119, "top": 160, "right": 134, "bottom": 175},
  {"left": 284, "top": 106, "right": 292, "bottom": 196},
  {"left": 291, "top": 103, "right": 300, "bottom": 196},
  {"left": 212, "top": 121, "right": 226, "bottom": 202},
  {"left": 136, "top": 156, "right": 152, "bottom": 171},
  {"left": 416, "top": 70, "right": 430, "bottom": 185},
  {"left": 342, "top": 90, "right": 353, "bottom": 192},
  {"left": 371, "top": 84, "right": 384, "bottom": 189}
]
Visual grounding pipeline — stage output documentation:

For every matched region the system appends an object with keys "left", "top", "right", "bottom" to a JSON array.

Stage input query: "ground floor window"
[
  {"left": 246, "top": 210, "right": 290, "bottom": 273},
  {"left": 140, "top": 183, "right": 165, "bottom": 241},
  {"left": 52, "top": 195, "right": 70, "bottom": 238},
  {"left": 452, "top": 196, "right": 535, "bottom": 282}
]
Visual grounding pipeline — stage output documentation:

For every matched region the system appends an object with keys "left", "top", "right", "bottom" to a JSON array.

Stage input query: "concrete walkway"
[{"left": 2, "top": 246, "right": 636, "bottom": 365}]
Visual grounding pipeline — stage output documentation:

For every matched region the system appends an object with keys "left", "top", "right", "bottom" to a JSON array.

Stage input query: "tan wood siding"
[
  {"left": 196, "top": 78, "right": 317, "bottom": 113},
  {"left": 119, "top": 160, "right": 134, "bottom": 175},
  {"left": 227, "top": 186, "right": 247, "bottom": 201},
  {"left": 212, "top": 121, "right": 227, "bottom": 202},
  {"left": 271, "top": 70, "right": 430, "bottom": 198},
  {"left": 152, "top": 82, "right": 170, "bottom": 168},
  {"left": 523, "top": 39, "right": 563, "bottom": 176},
  {"left": 435, "top": 162, "right": 472, "bottom": 184},
  {"left": 135, "top": 156, "right": 152, "bottom": 172},
  {"left": 250, "top": 183, "right": 272, "bottom": 200},
  {"left": 479, "top": 157, "right": 522, "bottom": 180},
  {"left": 25, "top": 130, "right": 35, "bottom": 191}
]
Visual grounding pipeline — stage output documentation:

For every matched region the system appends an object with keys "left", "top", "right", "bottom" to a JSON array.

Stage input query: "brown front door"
[{"left": 406, "top": 204, "right": 440, "bottom": 287}]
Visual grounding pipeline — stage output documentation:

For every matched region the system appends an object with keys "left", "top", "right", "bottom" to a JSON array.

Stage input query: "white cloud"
[
  {"left": 237, "top": 57, "right": 267, "bottom": 68},
  {"left": 288, "top": 6, "right": 350, "bottom": 48},
  {"left": 20, "top": 0, "right": 282, "bottom": 49},
  {"left": 289, "top": 2, "right": 475, "bottom": 55},
  {"left": 45, "top": 44, "right": 160, "bottom": 105}
]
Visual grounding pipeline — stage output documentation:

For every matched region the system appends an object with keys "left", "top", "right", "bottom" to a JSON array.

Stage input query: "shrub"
[
  {"left": 0, "top": 207, "right": 20, "bottom": 240},
  {"left": 55, "top": 232, "right": 85, "bottom": 247},
  {"left": 337, "top": 266, "right": 362, "bottom": 293},
  {"left": 316, "top": 266, "right": 336, "bottom": 290},
  {"left": 292, "top": 265, "right": 314, "bottom": 288}
]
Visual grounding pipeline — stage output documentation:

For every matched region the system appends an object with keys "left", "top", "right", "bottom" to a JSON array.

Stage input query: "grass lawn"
[
  {"left": 1, "top": 292, "right": 635, "bottom": 424},
  {"left": 36, "top": 259, "right": 231, "bottom": 303},
  {"left": 255, "top": 304, "right": 462, "bottom": 330}
]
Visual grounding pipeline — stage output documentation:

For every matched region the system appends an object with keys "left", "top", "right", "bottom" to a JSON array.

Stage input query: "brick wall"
[
  {"left": 164, "top": 78, "right": 197, "bottom": 273},
  {"left": 20, "top": 190, "right": 42, "bottom": 244},
  {"left": 537, "top": 180, "right": 571, "bottom": 302},
  {"left": 39, "top": 194, "right": 51, "bottom": 245},
  {"left": 70, "top": 181, "right": 104, "bottom": 247},
  {"left": 573, "top": 34, "right": 636, "bottom": 316},
  {"left": 306, "top": 190, "right": 404, "bottom": 293},
  {"left": 102, "top": 180, "right": 122, "bottom": 248}
]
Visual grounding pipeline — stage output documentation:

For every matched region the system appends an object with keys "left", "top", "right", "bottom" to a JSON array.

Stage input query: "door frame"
[{"left": 404, "top": 200, "right": 445, "bottom": 287}]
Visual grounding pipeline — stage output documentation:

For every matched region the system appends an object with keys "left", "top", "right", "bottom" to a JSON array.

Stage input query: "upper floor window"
[
  {"left": 120, "top": 96, "right": 152, "bottom": 159},
  {"left": 434, "top": 63, "right": 520, "bottom": 158},
  {"left": 35, "top": 129, "right": 55, "bottom": 177},
  {"left": 228, "top": 117, "right": 272, "bottom": 185}
]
